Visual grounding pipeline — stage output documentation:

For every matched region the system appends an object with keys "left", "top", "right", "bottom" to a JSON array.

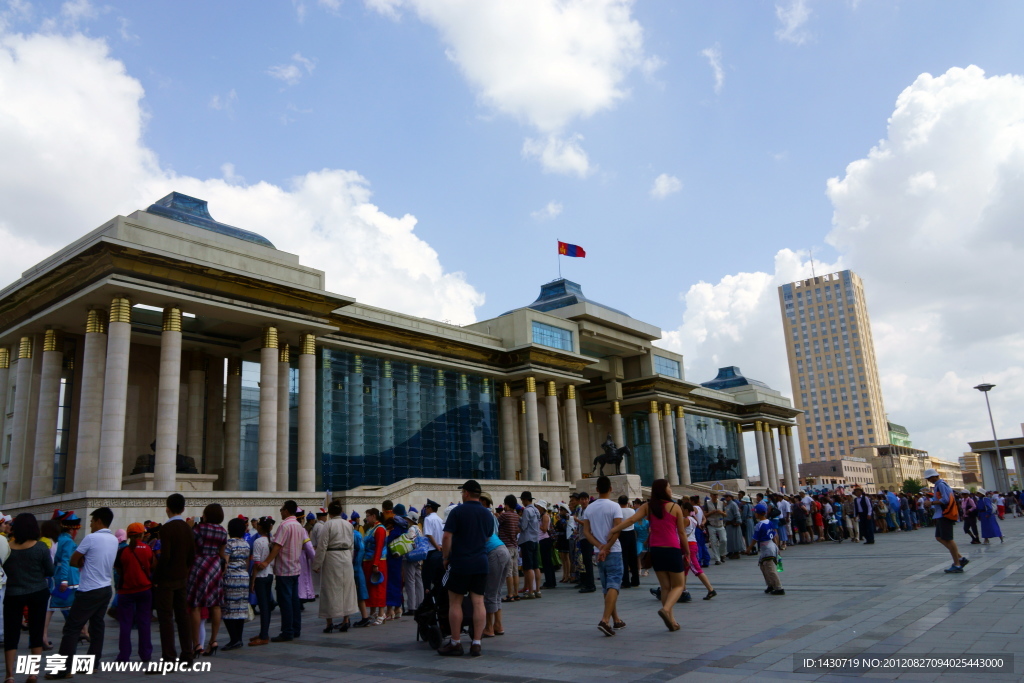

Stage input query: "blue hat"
[
  {"left": 340, "top": 512, "right": 349, "bottom": 520},
  {"left": 306, "top": 512, "right": 316, "bottom": 521},
  {"left": 393, "top": 504, "right": 407, "bottom": 517},
  {"left": 408, "top": 506, "right": 418, "bottom": 514},
  {"left": 754, "top": 503, "right": 768, "bottom": 514},
  {"left": 350, "top": 511, "right": 360, "bottom": 519}
]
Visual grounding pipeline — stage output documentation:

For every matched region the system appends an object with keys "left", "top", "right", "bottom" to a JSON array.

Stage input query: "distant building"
[
  {"left": 960, "top": 452, "right": 982, "bottom": 474},
  {"left": 778, "top": 270, "right": 887, "bottom": 463},
  {"left": 798, "top": 457, "right": 876, "bottom": 493},
  {"left": 966, "top": 424, "right": 1024, "bottom": 493},
  {"left": 888, "top": 421, "right": 912, "bottom": 447},
  {"left": 928, "top": 457, "right": 965, "bottom": 490}
]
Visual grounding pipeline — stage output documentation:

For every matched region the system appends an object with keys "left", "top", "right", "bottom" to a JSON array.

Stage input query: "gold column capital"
[
  {"left": 279, "top": 344, "right": 291, "bottom": 363},
  {"left": 228, "top": 357, "right": 242, "bottom": 376},
  {"left": 262, "top": 326, "right": 278, "bottom": 349},
  {"left": 587, "top": 410, "right": 593, "bottom": 423},
  {"left": 612, "top": 400, "right": 620, "bottom": 415},
  {"left": 650, "top": 400, "right": 659, "bottom": 415},
  {"left": 459, "top": 373, "right": 468, "bottom": 391},
  {"left": 43, "top": 329, "right": 60, "bottom": 352},
  {"left": 109, "top": 297, "right": 131, "bottom": 324},
  {"left": 162, "top": 306, "right": 182, "bottom": 332},
  {"left": 0, "top": 347, "right": 8, "bottom": 369},
  {"left": 566, "top": 385, "right": 576, "bottom": 400},
  {"left": 482, "top": 378, "right": 490, "bottom": 394},
  {"left": 300, "top": 333, "right": 316, "bottom": 355},
  {"left": 436, "top": 369, "right": 445, "bottom": 387},
  {"left": 502, "top": 382, "right": 511, "bottom": 398},
  {"left": 662, "top": 403, "right": 672, "bottom": 418},
  {"left": 383, "top": 360, "right": 392, "bottom": 378},
  {"left": 520, "top": 399, "right": 527, "bottom": 414},
  {"left": 18, "top": 336, "right": 32, "bottom": 360},
  {"left": 354, "top": 354, "right": 363, "bottom": 374},
  {"left": 86, "top": 309, "right": 107, "bottom": 334},
  {"left": 524, "top": 376, "right": 537, "bottom": 393},
  {"left": 755, "top": 420, "right": 763, "bottom": 431},
  {"left": 675, "top": 405, "right": 685, "bottom": 419},
  {"left": 545, "top": 380, "right": 557, "bottom": 397},
  {"left": 411, "top": 364, "right": 420, "bottom": 382}
]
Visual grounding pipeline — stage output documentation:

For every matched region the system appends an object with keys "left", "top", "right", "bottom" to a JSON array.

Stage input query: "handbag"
[
  {"left": 246, "top": 604, "right": 255, "bottom": 622},
  {"left": 389, "top": 532, "right": 415, "bottom": 557},
  {"left": 406, "top": 535, "right": 430, "bottom": 562}
]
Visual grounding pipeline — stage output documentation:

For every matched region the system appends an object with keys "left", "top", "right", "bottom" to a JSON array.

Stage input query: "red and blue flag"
[{"left": 557, "top": 241, "right": 586, "bottom": 258}]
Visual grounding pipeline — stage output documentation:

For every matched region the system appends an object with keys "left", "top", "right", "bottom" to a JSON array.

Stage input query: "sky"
[{"left": 1, "top": 0, "right": 1023, "bottom": 467}]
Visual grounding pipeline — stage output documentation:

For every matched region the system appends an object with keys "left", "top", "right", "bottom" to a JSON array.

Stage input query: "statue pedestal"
[
  {"left": 121, "top": 473, "right": 219, "bottom": 492},
  {"left": 575, "top": 474, "right": 642, "bottom": 503},
  {"left": 692, "top": 478, "right": 747, "bottom": 494}
]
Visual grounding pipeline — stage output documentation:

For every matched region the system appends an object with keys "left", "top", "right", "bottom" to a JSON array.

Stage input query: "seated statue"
[{"left": 131, "top": 440, "right": 199, "bottom": 475}]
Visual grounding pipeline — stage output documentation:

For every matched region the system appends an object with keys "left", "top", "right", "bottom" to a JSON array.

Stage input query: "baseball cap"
[
  {"left": 127, "top": 522, "right": 145, "bottom": 536},
  {"left": 754, "top": 503, "right": 768, "bottom": 514},
  {"left": 459, "top": 480, "right": 482, "bottom": 494}
]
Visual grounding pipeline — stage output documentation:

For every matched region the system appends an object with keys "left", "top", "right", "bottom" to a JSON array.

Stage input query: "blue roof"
[
  {"left": 146, "top": 193, "right": 275, "bottom": 248},
  {"left": 519, "top": 279, "right": 628, "bottom": 317},
  {"left": 701, "top": 366, "right": 772, "bottom": 391}
]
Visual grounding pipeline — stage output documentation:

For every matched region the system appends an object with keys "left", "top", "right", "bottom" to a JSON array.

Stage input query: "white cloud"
[
  {"left": 665, "top": 65, "right": 1024, "bottom": 463},
  {"left": 649, "top": 173, "right": 682, "bottom": 199},
  {"left": 318, "top": 0, "right": 343, "bottom": 14},
  {"left": 116, "top": 17, "right": 139, "bottom": 44},
  {"left": 267, "top": 53, "right": 316, "bottom": 86},
  {"left": 530, "top": 200, "right": 563, "bottom": 221},
  {"left": 522, "top": 134, "right": 592, "bottom": 177},
  {"left": 775, "top": 0, "right": 812, "bottom": 45},
  {"left": 0, "top": 28, "right": 483, "bottom": 325},
  {"left": 368, "top": 0, "right": 651, "bottom": 175},
  {"left": 700, "top": 44, "right": 723, "bottom": 94},
  {"left": 209, "top": 88, "right": 237, "bottom": 112}
]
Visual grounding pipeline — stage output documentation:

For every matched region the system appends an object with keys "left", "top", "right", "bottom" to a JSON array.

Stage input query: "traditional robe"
[
  {"left": 978, "top": 496, "right": 1002, "bottom": 540},
  {"left": 312, "top": 516, "right": 358, "bottom": 619},
  {"left": 724, "top": 500, "right": 745, "bottom": 554}
]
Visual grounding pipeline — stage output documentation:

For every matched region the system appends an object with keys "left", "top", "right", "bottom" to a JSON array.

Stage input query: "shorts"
[
  {"left": 519, "top": 541, "right": 538, "bottom": 571},
  {"left": 503, "top": 545, "right": 519, "bottom": 578},
  {"left": 650, "top": 546, "right": 685, "bottom": 573},
  {"left": 686, "top": 542, "right": 703, "bottom": 576},
  {"left": 934, "top": 517, "right": 955, "bottom": 541},
  {"left": 596, "top": 552, "right": 622, "bottom": 594},
  {"left": 442, "top": 566, "right": 487, "bottom": 596}
]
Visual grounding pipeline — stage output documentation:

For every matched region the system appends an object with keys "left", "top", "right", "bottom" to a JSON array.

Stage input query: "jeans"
[
  {"left": 619, "top": 529, "right": 639, "bottom": 586},
  {"left": 579, "top": 539, "right": 595, "bottom": 590},
  {"left": 276, "top": 574, "right": 301, "bottom": 638},
  {"left": 253, "top": 576, "right": 274, "bottom": 640},
  {"left": 117, "top": 589, "right": 153, "bottom": 662},
  {"left": 54, "top": 586, "right": 112, "bottom": 675},
  {"left": 694, "top": 527, "right": 710, "bottom": 566},
  {"left": 595, "top": 552, "right": 623, "bottom": 594}
]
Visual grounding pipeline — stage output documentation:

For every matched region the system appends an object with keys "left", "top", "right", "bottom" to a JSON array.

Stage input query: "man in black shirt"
[{"left": 438, "top": 480, "right": 492, "bottom": 657}]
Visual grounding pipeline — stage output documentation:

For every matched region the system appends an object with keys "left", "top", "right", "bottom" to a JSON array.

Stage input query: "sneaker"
[
  {"left": 650, "top": 587, "right": 662, "bottom": 600},
  {"left": 680, "top": 591, "right": 692, "bottom": 603},
  {"left": 438, "top": 641, "right": 465, "bottom": 656},
  {"left": 469, "top": 644, "right": 482, "bottom": 657},
  {"left": 765, "top": 587, "right": 773, "bottom": 594},
  {"left": 703, "top": 590, "right": 717, "bottom": 600},
  {"left": 959, "top": 556, "right": 970, "bottom": 568},
  {"left": 597, "top": 621, "right": 615, "bottom": 636},
  {"left": 770, "top": 589, "right": 786, "bottom": 595},
  {"left": 944, "top": 565, "right": 964, "bottom": 574}
]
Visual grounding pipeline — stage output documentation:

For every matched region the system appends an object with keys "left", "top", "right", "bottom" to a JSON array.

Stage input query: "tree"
[{"left": 902, "top": 478, "right": 924, "bottom": 494}]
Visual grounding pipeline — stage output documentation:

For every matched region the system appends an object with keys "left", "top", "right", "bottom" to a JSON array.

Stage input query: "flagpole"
[{"left": 557, "top": 239, "right": 562, "bottom": 279}]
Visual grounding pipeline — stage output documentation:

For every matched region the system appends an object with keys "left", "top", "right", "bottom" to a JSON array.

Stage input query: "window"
[
  {"left": 653, "top": 355, "right": 681, "bottom": 379},
  {"left": 532, "top": 321, "right": 573, "bottom": 351}
]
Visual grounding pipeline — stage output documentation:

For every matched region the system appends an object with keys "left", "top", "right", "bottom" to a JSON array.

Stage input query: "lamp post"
[{"left": 973, "top": 383, "right": 1006, "bottom": 492}]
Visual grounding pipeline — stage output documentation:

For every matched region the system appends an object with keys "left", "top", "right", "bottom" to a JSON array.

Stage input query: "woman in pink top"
[{"left": 611, "top": 479, "right": 689, "bottom": 631}]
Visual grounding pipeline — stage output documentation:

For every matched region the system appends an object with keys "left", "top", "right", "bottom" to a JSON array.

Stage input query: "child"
[{"left": 753, "top": 504, "right": 784, "bottom": 596}]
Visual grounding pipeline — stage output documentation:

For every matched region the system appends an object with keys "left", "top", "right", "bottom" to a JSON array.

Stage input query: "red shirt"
[{"left": 115, "top": 542, "right": 153, "bottom": 594}]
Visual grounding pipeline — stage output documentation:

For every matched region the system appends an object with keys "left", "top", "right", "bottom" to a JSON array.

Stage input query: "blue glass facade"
[
  {"left": 685, "top": 414, "right": 741, "bottom": 482},
  {"left": 654, "top": 355, "right": 681, "bottom": 378},
  {"left": 319, "top": 350, "right": 498, "bottom": 492},
  {"left": 239, "top": 361, "right": 298, "bottom": 491},
  {"left": 531, "top": 321, "right": 573, "bottom": 351}
]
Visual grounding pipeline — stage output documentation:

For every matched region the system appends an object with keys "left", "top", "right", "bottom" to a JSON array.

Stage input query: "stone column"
[
  {"left": 204, "top": 358, "right": 225, "bottom": 475},
  {"left": 297, "top": 334, "right": 316, "bottom": 492},
  {"left": 224, "top": 358, "right": 242, "bottom": 490},
  {"left": 675, "top": 406, "right": 691, "bottom": 485},
  {"left": 662, "top": 404, "right": 679, "bottom": 485},
  {"left": 524, "top": 377, "right": 542, "bottom": 481},
  {"left": 563, "top": 385, "right": 582, "bottom": 483},
  {"left": 518, "top": 399, "right": 529, "bottom": 477},
  {"left": 779, "top": 425, "right": 794, "bottom": 494},
  {"left": 277, "top": 343, "right": 291, "bottom": 490},
  {"left": 257, "top": 327, "right": 279, "bottom": 492},
  {"left": 611, "top": 401, "right": 624, "bottom": 449},
  {"left": 764, "top": 425, "right": 779, "bottom": 490},
  {"left": 786, "top": 427, "right": 800, "bottom": 488},
  {"left": 753, "top": 421, "right": 768, "bottom": 490},
  {"left": 73, "top": 311, "right": 107, "bottom": 491},
  {"left": 648, "top": 401, "right": 665, "bottom": 481},
  {"left": 186, "top": 351, "right": 205, "bottom": 470},
  {"left": 6, "top": 338, "right": 34, "bottom": 502},
  {"left": 153, "top": 307, "right": 182, "bottom": 491},
  {"left": 499, "top": 383, "right": 517, "bottom": 479},
  {"left": 97, "top": 297, "right": 132, "bottom": 491},
  {"left": 30, "top": 330, "right": 63, "bottom": 499},
  {"left": 587, "top": 410, "right": 598, "bottom": 475},
  {"left": 0, "top": 347, "right": 8, "bottom": 465},
  {"left": 735, "top": 423, "right": 749, "bottom": 480},
  {"left": 544, "top": 381, "right": 564, "bottom": 482}
]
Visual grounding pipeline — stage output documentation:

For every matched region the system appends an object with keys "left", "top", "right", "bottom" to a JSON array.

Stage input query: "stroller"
[{"left": 414, "top": 563, "right": 473, "bottom": 649}]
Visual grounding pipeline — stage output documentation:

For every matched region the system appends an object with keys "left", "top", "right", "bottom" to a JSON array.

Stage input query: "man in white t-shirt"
[
  {"left": 582, "top": 476, "right": 624, "bottom": 637},
  {"left": 776, "top": 496, "right": 792, "bottom": 549},
  {"left": 48, "top": 507, "right": 119, "bottom": 679}
]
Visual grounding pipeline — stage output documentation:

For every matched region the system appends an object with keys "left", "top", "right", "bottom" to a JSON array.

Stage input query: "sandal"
[
  {"left": 493, "top": 631, "right": 505, "bottom": 636},
  {"left": 501, "top": 596, "right": 515, "bottom": 603}
]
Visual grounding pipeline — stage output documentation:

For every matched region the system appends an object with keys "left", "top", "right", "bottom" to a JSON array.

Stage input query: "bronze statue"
[
  {"left": 591, "top": 434, "right": 631, "bottom": 476},
  {"left": 706, "top": 450, "right": 740, "bottom": 480},
  {"left": 539, "top": 434, "right": 549, "bottom": 471},
  {"left": 131, "top": 440, "right": 199, "bottom": 475}
]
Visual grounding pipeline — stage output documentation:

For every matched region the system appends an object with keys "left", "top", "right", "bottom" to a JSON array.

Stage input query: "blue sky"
[{"left": 2, "top": 0, "right": 1023, "bottom": 460}]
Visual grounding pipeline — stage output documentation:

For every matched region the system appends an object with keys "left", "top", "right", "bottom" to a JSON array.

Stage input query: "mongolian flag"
[{"left": 557, "top": 241, "right": 586, "bottom": 258}]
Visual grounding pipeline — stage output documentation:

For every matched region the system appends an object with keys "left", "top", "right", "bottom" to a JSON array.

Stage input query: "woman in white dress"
[{"left": 312, "top": 500, "right": 358, "bottom": 633}]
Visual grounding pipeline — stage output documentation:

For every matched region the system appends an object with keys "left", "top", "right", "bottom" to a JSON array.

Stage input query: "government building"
[{"left": 0, "top": 194, "right": 799, "bottom": 520}]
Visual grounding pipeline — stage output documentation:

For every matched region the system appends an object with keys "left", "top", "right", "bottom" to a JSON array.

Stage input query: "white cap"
[{"left": 923, "top": 468, "right": 939, "bottom": 479}]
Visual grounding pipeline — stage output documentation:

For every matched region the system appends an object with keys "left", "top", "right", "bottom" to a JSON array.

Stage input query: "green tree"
[{"left": 902, "top": 478, "right": 924, "bottom": 494}]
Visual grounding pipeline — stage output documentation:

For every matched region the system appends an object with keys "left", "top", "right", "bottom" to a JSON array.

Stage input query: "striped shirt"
[{"left": 271, "top": 516, "right": 308, "bottom": 577}]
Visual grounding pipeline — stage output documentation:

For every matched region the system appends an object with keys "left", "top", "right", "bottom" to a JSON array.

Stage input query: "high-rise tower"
[{"left": 778, "top": 270, "right": 887, "bottom": 462}]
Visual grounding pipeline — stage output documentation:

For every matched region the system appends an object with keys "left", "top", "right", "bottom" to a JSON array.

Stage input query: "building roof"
[
  {"left": 146, "top": 192, "right": 276, "bottom": 248},
  {"left": 521, "top": 278, "right": 628, "bottom": 317},
  {"left": 700, "top": 366, "right": 772, "bottom": 391},
  {"left": 887, "top": 421, "right": 909, "bottom": 436}
]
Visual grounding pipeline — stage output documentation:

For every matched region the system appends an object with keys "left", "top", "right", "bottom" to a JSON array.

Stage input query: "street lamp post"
[{"left": 973, "top": 383, "right": 1007, "bottom": 492}]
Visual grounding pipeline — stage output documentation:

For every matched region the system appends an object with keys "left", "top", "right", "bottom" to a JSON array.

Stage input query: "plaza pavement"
[{"left": 71, "top": 516, "right": 1022, "bottom": 682}]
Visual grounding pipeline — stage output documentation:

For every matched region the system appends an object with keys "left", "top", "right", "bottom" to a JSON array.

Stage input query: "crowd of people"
[{"left": 0, "top": 474, "right": 1020, "bottom": 674}]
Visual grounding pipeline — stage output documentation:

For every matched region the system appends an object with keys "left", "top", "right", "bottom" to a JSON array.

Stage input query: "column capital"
[
  {"left": 411, "top": 364, "right": 420, "bottom": 382},
  {"left": 524, "top": 376, "right": 537, "bottom": 393},
  {"left": 676, "top": 405, "right": 685, "bottom": 418},
  {"left": 18, "top": 336, "right": 32, "bottom": 360},
  {"left": 649, "top": 400, "right": 659, "bottom": 415},
  {"left": 262, "top": 326, "right": 279, "bottom": 349},
  {"left": 545, "top": 380, "right": 557, "bottom": 397},
  {"left": 662, "top": 403, "right": 672, "bottom": 418},
  {"left": 109, "top": 296, "right": 131, "bottom": 324},
  {"left": 279, "top": 344, "right": 290, "bottom": 363},
  {"left": 86, "top": 309, "right": 107, "bottom": 335},
  {"left": 299, "top": 332, "right": 316, "bottom": 355},
  {"left": 566, "top": 384, "right": 576, "bottom": 400},
  {"left": 0, "top": 346, "right": 8, "bottom": 369},
  {"left": 587, "top": 410, "right": 593, "bottom": 423},
  {"left": 383, "top": 360, "right": 392, "bottom": 378},
  {"left": 228, "top": 357, "right": 242, "bottom": 376},
  {"left": 162, "top": 306, "right": 182, "bottom": 332},
  {"left": 43, "top": 329, "right": 60, "bottom": 352},
  {"left": 520, "top": 399, "right": 526, "bottom": 414},
  {"left": 459, "top": 373, "right": 468, "bottom": 390},
  {"left": 502, "top": 382, "right": 512, "bottom": 398},
  {"left": 612, "top": 400, "right": 620, "bottom": 415},
  {"left": 755, "top": 420, "right": 763, "bottom": 431}
]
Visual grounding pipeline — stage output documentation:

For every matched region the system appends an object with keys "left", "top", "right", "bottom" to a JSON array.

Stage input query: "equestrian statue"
[
  {"left": 592, "top": 434, "right": 631, "bottom": 476},
  {"left": 706, "top": 451, "right": 740, "bottom": 480}
]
